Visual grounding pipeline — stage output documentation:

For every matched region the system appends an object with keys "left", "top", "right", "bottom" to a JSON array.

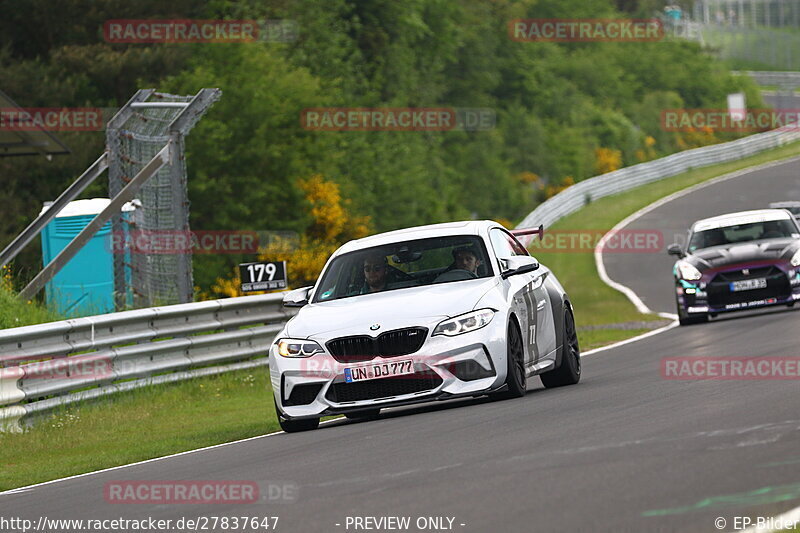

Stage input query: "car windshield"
[
  {"left": 313, "top": 235, "right": 493, "bottom": 303},
  {"left": 688, "top": 219, "right": 798, "bottom": 252}
]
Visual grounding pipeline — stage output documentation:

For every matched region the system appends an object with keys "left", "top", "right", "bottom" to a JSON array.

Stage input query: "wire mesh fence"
[{"left": 107, "top": 89, "right": 220, "bottom": 309}]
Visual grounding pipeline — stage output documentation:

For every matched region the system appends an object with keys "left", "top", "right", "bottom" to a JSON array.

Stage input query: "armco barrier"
[
  {"left": 0, "top": 292, "right": 294, "bottom": 430},
  {"left": 516, "top": 128, "right": 800, "bottom": 232}
]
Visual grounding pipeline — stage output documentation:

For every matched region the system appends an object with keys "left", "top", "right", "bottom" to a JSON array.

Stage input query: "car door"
[{"left": 489, "top": 229, "right": 556, "bottom": 371}]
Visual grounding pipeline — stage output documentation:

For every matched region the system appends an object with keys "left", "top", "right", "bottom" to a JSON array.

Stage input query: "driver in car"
[
  {"left": 704, "top": 229, "right": 726, "bottom": 248},
  {"left": 362, "top": 254, "right": 389, "bottom": 293},
  {"left": 452, "top": 246, "right": 483, "bottom": 275}
]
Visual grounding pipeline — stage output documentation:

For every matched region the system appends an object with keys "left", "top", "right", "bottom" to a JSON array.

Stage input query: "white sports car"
[{"left": 269, "top": 220, "right": 580, "bottom": 432}]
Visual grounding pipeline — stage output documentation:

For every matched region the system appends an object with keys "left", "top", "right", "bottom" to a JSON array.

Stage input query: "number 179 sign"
[{"left": 239, "top": 261, "right": 287, "bottom": 292}]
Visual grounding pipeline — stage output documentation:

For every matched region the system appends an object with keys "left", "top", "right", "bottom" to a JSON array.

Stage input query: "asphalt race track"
[{"left": 2, "top": 160, "right": 800, "bottom": 532}]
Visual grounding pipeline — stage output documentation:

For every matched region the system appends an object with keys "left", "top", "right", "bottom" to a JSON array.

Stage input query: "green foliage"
[
  {"left": 0, "top": 0, "right": 766, "bottom": 293},
  {"left": 0, "top": 286, "right": 61, "bottom": 329}
]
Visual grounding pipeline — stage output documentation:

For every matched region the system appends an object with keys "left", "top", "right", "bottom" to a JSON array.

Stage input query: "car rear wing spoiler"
[{"left": 510, "top": 225, "right": 544, "bottom": 240}]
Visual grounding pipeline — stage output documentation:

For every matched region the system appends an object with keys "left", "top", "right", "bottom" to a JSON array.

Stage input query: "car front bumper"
[
  {"left": 269, "top": 319, "right": 508, "bottom": 419},
  {"left": 677, "top": 266, "right": 800, "bottom": 315}
]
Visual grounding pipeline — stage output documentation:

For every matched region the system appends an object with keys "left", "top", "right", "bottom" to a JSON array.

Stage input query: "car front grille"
[
  {"left": 326, "top": 327, "right": 427, "bottom": 363},
  {"left": 325, "top": 369, "right": 443, "bottom": 403},
  {"left": 707, "top": 266, "right": 790, "bottom": 307},
  {"left": 326, "top": 336, "right": 375, "bottom": 363},
  {"left": 713, "top": 266, "right": 778, "bottom": 282}
]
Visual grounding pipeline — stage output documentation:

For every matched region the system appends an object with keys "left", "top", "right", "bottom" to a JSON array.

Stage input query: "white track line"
[
  {"left": 0, "top": 418, "right": 341, "bottom": 498},
  {"left": 743, "top": 505, "right": 800, "bottom": 532},
  {"left": 581, "top": 321, "right": 679, "bottom": 357}
]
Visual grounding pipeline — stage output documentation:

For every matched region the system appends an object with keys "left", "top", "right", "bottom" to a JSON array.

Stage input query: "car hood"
[
  {"left": 285, "top": 277, "right": 499, "bottom": 338},
  {"left": 685, "top": 238, "right": 800, "bottom": 270}
]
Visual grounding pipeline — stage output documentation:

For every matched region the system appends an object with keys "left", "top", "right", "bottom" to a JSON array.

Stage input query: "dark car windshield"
[
  {"left": 688, "top": 219, "right": 799, "bottom": 252},
  {"left": 313, "top": 235, "right": 493, "bottom": 303}
]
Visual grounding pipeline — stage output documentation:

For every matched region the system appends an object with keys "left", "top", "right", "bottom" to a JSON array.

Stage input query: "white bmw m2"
[{"left": 269, "top": 220, "right": 580, "bottom": 432}]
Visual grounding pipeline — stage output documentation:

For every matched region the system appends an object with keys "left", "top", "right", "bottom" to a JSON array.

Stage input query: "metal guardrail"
[
  {"left": 735, "top": 71, "right": 800, "bottom": 88},
  {"left": 516, "top": 128, "right": 800, "bottom": 232},
  {"left": 0, "top": 292, "right": 294, "bottom": 430}
]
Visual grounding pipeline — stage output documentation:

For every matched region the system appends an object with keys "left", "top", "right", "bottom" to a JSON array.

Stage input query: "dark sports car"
[
  {"left": 769, "top": 201, "right": 800, "bottom": 220},
  {"left": 668, "top": 209, "right": 800, "bottom": 325}
]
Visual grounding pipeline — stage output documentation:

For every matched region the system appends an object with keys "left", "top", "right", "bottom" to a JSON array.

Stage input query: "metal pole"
[
  {"left": 19, "top": 143, "right": 172, "bottom": 302},
  {"left": 129, "top": 102, "right": 189, "bottom": 109},
  {"left": 0, "top": 152, "right": 108, "bottom": 269},
  {"left": 166, "top": 88, "right": 222, "bottom": 304}
]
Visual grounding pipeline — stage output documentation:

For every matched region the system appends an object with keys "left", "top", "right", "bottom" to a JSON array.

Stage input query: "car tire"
[
  {"left": 676, "top": 294, "right": 709, "bottom": 326},
  {"left": 274, "top": 398, "right": 320, "bottom": 433},
  {"left": 541, "top": 306, "right": 581, "bottom": 388},
  {"left": 344, "top": 409, "right": 380, "bottom": 420},
  {"left": 491, "top": 319, "right": 526, "bottom": 400}
]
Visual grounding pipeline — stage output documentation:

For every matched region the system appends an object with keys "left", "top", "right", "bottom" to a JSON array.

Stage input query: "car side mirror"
[
  {"left": 283, "top": 286, "right": 313, "bottom": 307},
  {"left": 667, "top": 243, "right": 685, "bottom": 258},
  {"left": 501, "top": 256, "right": 540, "bottom": 279}
]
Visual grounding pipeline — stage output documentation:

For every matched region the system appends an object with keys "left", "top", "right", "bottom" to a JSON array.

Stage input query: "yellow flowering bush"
[
  {"left": 594, "top": 147, "right": 622, "bottom": 175},
  {"left": 211, "top": 175, "right": 372, "bottom": 298}
]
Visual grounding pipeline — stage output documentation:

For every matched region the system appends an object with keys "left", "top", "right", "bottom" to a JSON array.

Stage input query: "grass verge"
[
  {"left": 2, "top": 139, "right": 800, "bottom": 491},
  {"left": 0, "top": 368, "right": 277, "bottom": 491},
  {"left": 0, "top": 286, "right": 61, "bottom": 329}
]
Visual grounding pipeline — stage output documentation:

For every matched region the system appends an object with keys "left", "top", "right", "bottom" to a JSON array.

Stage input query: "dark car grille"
[
  {"left": 325, "top": 370, "right": 443, "bottom": 403},
  {"left": 326, "top": 327, "right": 427, "bottom": 363},
  {"left": 326, "top": 337, "right": 375, "bottom": 363},
  {"left": 713, "top": 266, "right": 779, "bottom": 282},
  {"left": 707, "top": 266, "right": 790, "bottom": 308}
]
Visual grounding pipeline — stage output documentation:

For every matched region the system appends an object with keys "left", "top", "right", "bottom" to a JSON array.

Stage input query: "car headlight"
[
  {"left": 433, "top": 309, "right": 495, "bottom": 337},
  {"left": 791, "top": 249, "right": 800, "bottom": 267},
  {"left": 276, "top": 338, "right": 324, "bottom": 358},
  {"left": 677, "top": 261, "right": 702, "bottom": 281}
]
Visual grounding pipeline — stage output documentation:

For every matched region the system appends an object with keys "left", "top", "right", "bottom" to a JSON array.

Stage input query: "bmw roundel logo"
[{"left": 370, "top": 324, "right": 381, "bottom": 331}]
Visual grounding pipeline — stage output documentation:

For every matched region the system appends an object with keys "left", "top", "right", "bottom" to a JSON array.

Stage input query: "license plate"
[
  {"left": 343, "top": 359, "right": 414, "bottom": 383},
  {"left": 729, "top": 278, "right": 767, "bottom": 292}
]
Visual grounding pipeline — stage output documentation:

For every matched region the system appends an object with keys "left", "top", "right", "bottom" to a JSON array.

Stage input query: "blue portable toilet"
[{"left": 40, "top": 198, "right": 136, "bottom": 317}]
